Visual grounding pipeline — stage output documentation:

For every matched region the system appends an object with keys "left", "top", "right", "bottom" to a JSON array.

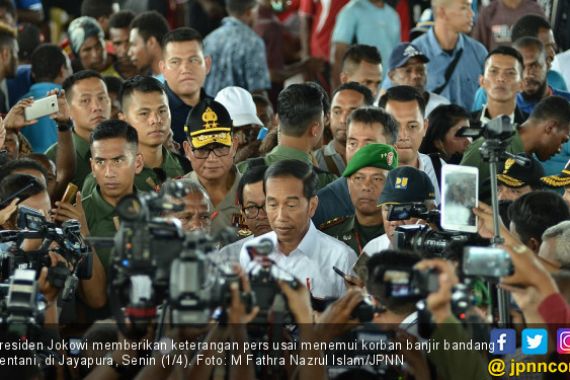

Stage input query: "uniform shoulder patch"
[{"left": 319, "top": 216, "right": 349, "bottom": 230}]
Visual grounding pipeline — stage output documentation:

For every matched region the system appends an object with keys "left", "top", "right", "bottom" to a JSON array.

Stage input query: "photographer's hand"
[
  {"left": 315, "top": 289, "right": 363, "bottom": 342},
  {"left": 227, "top": 266, "right": 259, "bottom": 324},
  {"left": 279, "top": 280, "right": 313, "bottom": 324},
  {"left": 473, "top": 202, "right": 515, "bottom": 243},
  {"left": 414, "top": 259, "right": 459, "bottom": 324},
  {"left": 47, "top": 88, "right": 71, "bottom": 123},
  {"left": 0, "top": 197, "right": 18, "bottom": 225},
  {"left": 51, "top": 191, "right": 90, "bottom": 237},
  {"left": 3, "top": 98, "right": 38, "bottom": 129}
]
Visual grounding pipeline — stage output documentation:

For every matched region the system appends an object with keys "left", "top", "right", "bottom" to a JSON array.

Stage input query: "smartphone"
[
  {"left": 24, "top": 95, "right": 58, "bottom": 121},
  {"left": 463, "top": 246, "right": 514, "bottom": 278},
  {"left": 440, "top": 165, "right": 478, "bottom": 233},
  {"left": 333, "top": 266, "right": 347, "bottom": 278},
  {"left": 61, "top": 183, "right": 78, "bottom": 204}
]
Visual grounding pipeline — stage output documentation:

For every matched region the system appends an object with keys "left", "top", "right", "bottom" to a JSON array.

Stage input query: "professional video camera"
[
  {"left": 393, "top": 224, "right": 475, "bottom": 256},
  {"left": 0, "top": 206, "right": 91, "bottom": 301},
  {"left": 387, "top": 202, "right": 440, "bottom": 225},
  {"left": 0, "top": 269, "right": 43, "bottom": 335}
]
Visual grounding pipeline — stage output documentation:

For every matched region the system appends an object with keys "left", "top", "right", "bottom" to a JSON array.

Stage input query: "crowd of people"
[{"left": 1, "top": 0, "right": 570, "bottom": 379}]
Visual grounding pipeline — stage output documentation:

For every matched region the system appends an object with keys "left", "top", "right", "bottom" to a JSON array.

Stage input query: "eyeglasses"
[
  {"left": 191, "top": 145, "right": 231, "bottom": 159},
  {"left": 243, "top": 204, "right": 266, "bottom": 219}
]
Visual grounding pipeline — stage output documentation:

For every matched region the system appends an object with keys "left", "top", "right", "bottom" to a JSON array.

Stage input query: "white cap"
[{"left": 214, "top": 86, "right": 264, "bottom": 127}]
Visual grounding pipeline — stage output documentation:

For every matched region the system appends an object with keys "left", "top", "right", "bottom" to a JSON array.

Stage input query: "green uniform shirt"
[
  {"left": 320, "top": 215, "right": 384, "bottom": 255},
  {"left": 82, "top": 186, "right": 119, "bottom": 269},
  {"left": 186, "top": 167, "right": 242, "bottom": 236},
  {"left": 236, "top": 145, "right": 337, "bottom": 189},
  {"left": 45, "top": 131, "right": 92, "bottom": 189},
  {"left": 81, "top": 147, "right": 186, "bottom": 195},
  {"left": 460, "top": 132, "right": 525, "bottom": 202}
]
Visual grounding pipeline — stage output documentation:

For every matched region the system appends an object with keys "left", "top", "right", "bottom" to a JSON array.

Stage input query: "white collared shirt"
[
  {"left": 362, "top": 233, "right": 391, "bottom": 256},
  {"left": 240, "top": 221, "right": 357, "bottom": 298},
  {"left": 479, "top": 105, "right": 515, "bottom": 125},
  {"left": 418, "top": 152, "right": 443, "bottom": 205}
]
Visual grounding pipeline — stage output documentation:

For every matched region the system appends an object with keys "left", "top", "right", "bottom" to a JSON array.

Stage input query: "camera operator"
[
  {"left": 496, "top": 153, "right": 544, "bottom": 201},
  {"left": 218, "top": 165, "right": 271, "bottom": 261},
  {"left": 0, "top": 158, "right": 49, "bottom": 189},
  {"left": 461, "top": 96, "right": 570, "bottom": 202},
  {"left": 240, "top": 159, "right": 357, "bottom": 299},
  {"left": 362, "top": 166, "right": 436, "bottom": 254},
  {"left": 321, "top": 143, "right": 398, "bottom": 255},
  {"left": 507, "top": 190, "right": 569, "bottom": 253}
]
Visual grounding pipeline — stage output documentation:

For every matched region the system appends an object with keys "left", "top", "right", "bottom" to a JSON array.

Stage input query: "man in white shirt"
[
  {"left": 363, "top": 166, "right": 436, "bottom": 255},
  {"left": 379, "top": 86, "right": 444, "bottom": 204},
  {"left": 240, "top": 159, "right": 356, "bottom": 298}
]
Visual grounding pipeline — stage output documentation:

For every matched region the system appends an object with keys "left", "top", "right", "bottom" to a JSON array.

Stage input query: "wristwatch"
[{"left": 57, "top": 119, "right": 73, "bottom": 132}]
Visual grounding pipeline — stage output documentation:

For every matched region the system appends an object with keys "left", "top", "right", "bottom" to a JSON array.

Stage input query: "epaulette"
[{"left": 319, "top": 216, "right": 349, "bottom": 230}]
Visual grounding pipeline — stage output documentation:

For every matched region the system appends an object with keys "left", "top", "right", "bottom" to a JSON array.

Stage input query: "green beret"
[{"left": 342, "top": 144, "right": 398, "bottom": 177}]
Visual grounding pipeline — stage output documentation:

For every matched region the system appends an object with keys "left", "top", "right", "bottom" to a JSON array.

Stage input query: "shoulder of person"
[{"left": 319, "top": 215, "right": 351, "bottom": 231}]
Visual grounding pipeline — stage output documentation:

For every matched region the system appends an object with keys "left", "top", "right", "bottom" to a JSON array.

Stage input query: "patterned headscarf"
[{"left": 67, "top": 16, "right": 105, "bottom": 55}]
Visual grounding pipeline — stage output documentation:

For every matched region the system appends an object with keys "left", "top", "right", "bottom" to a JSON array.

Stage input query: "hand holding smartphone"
[
  {"left": 60, "top": 183, "right": 78, "bottom": 204},
  {"left": 440, "top": 165, "right": 479, "bottom": 233},
  {"left": 24, "top": 95, "right": 59, "bottom": 121}
]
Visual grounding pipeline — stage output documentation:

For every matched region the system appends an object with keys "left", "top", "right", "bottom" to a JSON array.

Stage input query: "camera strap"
[
  {"left": 432, "top": 48, "right": 464, "bottom": 95},
  {"left": 428, "top": 153, "right": 443, "bottom": 190}
]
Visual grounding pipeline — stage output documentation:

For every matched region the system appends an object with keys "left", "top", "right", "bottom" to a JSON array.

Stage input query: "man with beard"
[
  {"left": 513, "top": 37, "right": 570, "bottom": 115},
  {"left": 313, "top": 82, "right": 374, "bottom": 176},
  {"left": 386, "top": 43, "right": 449, "bottom": 116},
  {"left": 461, "top": 96, "right": 570, "bottom": 202}
]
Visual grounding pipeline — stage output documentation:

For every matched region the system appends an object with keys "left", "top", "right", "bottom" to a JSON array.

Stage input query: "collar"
[
  {"left": 291, "top": 221, "right": 319, "bottom": 256},
  {"left": 479, "top": 105, "right": 516, "bottom": 125},
  {"left": 91, "top": 186, "right": 118, "bottom": 219},
  {"left": 426, "top": 28, "right": 464, "bottom": 56},
  {"left": 418, "top": 152, "right": 430, "bottom": 171},
  {"left": 154, "top": 146, "right": 179, "bottom": 171},
  {"left": 268, "top": 145, "right": 313, "bottom": 165},
  {"left": 164, "top": 81, "right": 208, "bottom": 109},
  {"left": 323, "top": 140, "right": 341, "bottom": 157},
  {"left": 72, "top": 131, "right": 91, "bottom": 160}
]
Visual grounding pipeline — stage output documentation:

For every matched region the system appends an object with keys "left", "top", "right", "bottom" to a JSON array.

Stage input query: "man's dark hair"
[
  {"left": 530, "top": 96, "right": 570, "bottom": 129},
  {"left": 81, "top": 0, "right": 114, "bottom": 19},
  {"left": 306, "top": 81, "right": 330, "bottom": 116},
  {"left": 264, "top": 160, "right": 318, "bottom": 200},
  {"left": 341, "top": 44, "right": 382, "bottom": 72},
  {"left": 237, "top": 165, "right": 267, "bottom": 206},
  {"left": 332, "top": 82, "right": 375, "bottom": 107},
  {"left": 226, "top": 0, "right": 257, "bottom": 15},
  {"left": 366, "top": 249, "right": 422, "bottom": 315},
  {"left": 0, "top": 174, "right": 45, "bottom": 203},
  {"left": 90, "top": 120, "right": 138, "bottom": 151},
  {"left": 420, "top": 104, "right": 470, "bottom": 155},
  {"left": 0, "top": 158, "right": 48, "bottom": 184},
  {"left": 508, "top": 191, "right": 570, "bottom": 246},
  {"left": 484, "top": 46, "right": 524, "bottom": 73},
  {"left": 378, "top": 85, "right": 426, "bottom": 117},
  {"left": 513, "top": 36, "right": 545, "bottom": 55},
  {"left": 109, "top": 10, "right": 136, "bottom": 30},
  {"left": 511, "top": 15, "right": 551, "bottom": 42},
  {"left": 120, "top": 75, "right": 165, "bottom": 109},
  {"left": 30, "top": 44, "right": 67, "bottom": 82},
  {"left": 277, "top": 84, "right": 324, "bottom": 137},
  {"left": 130, "top": 11, "right": 170, "bottom": 44},
  {"left": 347, "top": 106, "right": 399, "bottom": 145},
  {"left": 103, "top": 75, "right": 123, "bottom": 95},
  {"left": 62, "top": 70, "right": 104, "bottom": 101},
  {"left": 161, "top": 27, "right": 203, "bottom": 49},
  {"left": 18, "top": 23, "right": 42, "bottom": 62},
  {"left": 252, "top": 93, "right": 272, "bottom": 109}
]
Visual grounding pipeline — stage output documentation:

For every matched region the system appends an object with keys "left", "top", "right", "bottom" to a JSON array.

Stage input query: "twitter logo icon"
[{"left": 522, "top": 329, "right": 548, "bottom": 355}]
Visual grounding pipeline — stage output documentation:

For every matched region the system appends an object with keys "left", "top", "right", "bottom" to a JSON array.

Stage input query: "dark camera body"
[
  {"left": 393, "top": 224, "right": 474, "bottom": 257},
  {"left": 384, "top": 267, "right": 439, "bottom": 299}
]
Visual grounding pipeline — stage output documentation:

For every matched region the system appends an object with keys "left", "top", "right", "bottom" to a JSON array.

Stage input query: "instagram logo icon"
[{"left": 557, "top": 329, "right": 570, "bottom": 354}]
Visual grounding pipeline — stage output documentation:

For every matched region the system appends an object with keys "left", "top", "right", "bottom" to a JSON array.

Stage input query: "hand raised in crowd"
[
  {"left": 46, "top": 88, "right": 71, "bottom": 123},
  {"left": 414, "top": 258, "right": 459, "bottom": 323},
  {"left": 227, "top": 266, "right": 259, "bottom": 325},
  {"left": 2, "top": 97, "right": 38, "bottom": 129},
  {"left": 0, "top": 197, "right": 18, "bottom": 225},
  {"left": 38, "top": 251, "right": 69, "bottom": 303},
  {"left": 51, "top": 191, "right": 90, "bottom": 237},
  {"left": 315, "top": 289, "right": 365, "bottom": 342},
  {"left": 500, "top": 242, "right": 558, "bottom": 301},
  {"left": 279, "top": 279, "right": 314, "bottom": 324}
]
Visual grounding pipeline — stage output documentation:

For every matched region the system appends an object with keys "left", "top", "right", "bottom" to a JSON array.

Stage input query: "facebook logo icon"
[{"left": 490, "top": 329, "right": 516, "bottom": 355}]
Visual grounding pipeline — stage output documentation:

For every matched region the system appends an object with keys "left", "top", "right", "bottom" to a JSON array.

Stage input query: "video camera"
[
  {"left": 0, "top": 206, "right": 91, "bottom": 301},
  {"left": 387, "top": 202, "right": 440, "bottom": 225},
  {"left": 393, "top": 224, "right": 475, "bottom": 257}
]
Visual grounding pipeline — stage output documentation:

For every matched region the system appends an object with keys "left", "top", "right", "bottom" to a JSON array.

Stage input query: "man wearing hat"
[
  {"left": 386, "top": 42, "right": 449, "bottom": 116},
  {"left": 362, "top": 166, "right": 436, "bottom": 254},
  {"left": 541, "top": 159, "right": 570, "bottom": 207},
  {"left": 183, "top": 98, "right": 243, "bottom": 236},
  {"left": 67, "top": 16, "right": 119, "bottom": 77},
  {"left": 497, "top": 153, "right": 544, "bottom": 201},
  {"left": 321, "top": 144, "right": 398, "bottom": 255},
  {"left": 215, "top": 86, "right": 264, "bottom": 160}
]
